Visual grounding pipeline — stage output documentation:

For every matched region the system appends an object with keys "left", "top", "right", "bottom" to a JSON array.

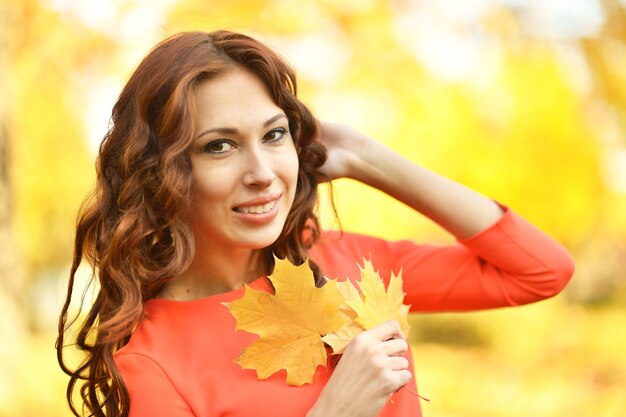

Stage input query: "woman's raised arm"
[{"left": 317, "top": 122, "right": 504, "bottom": 239}]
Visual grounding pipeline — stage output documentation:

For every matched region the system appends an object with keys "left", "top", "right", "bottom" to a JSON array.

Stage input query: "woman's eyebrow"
[
  {"left": 195, "top": 113, "right": 287, "bottom": 139},
  {"left": 263, "top": 113, "right": 288, "bottom": 127}
]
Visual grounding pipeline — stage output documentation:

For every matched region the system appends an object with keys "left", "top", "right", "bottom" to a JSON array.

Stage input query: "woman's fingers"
[
  {"left": 386, "top": 355, "right": 410, "bottom": 371},
  {"left": 348, "top": 321, "right": 408, "bottom": 355},
  {"left": 380, "top": 336, "right": 409, "bottom": 356},
  {"left": 393, "top": 369, "right": 413, "bottom": 390},
  {"left": 362, "top": 320, "right": 405, "bottom": 342}
]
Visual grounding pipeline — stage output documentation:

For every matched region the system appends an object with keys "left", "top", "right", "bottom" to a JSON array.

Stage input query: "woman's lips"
[
  {"left": 232, "top": 195, "right": 281, "bottom": 224},
  {"left": 233, "top": 199, "right": 277, "bottom": 214}
]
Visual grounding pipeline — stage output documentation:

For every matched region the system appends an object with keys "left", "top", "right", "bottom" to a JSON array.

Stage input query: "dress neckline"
[{"left": 145, "top": 276, "right": 271, "bottom": 308}]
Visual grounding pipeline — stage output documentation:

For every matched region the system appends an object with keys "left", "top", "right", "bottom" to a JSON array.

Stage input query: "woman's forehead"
[{"left": 192, "top": 68, "right": 285, "bottom": 129}]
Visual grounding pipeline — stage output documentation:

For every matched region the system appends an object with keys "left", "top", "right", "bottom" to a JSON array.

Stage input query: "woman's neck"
[{"left": 161, "top": 246, "right": 262, "bottom": 301}]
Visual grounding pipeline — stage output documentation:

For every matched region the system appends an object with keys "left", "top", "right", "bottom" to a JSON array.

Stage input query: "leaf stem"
[{"left": 402, "top": 385, "right": 430, "bottom": 402}]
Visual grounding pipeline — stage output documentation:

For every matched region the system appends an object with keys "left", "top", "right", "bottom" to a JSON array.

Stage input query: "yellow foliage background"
[{"left": 1, "top": 0, "right": 625, "bottom": 416}]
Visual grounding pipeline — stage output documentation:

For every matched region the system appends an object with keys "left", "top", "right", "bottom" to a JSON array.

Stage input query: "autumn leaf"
[
  {"left": 335, "top": 279, "right": 360, "bottom": 322},
  {"left": 318, "top": 321, "right": 364, "bottom": 355},
  {"left": 224, "top": 258, "right": 347, "bottom": 386},
  {"left": 322, "top": 259, "right": 411, "bottom": 354},
  {"left": 225, "top": 258, "right": 411, "bottom": 384}
]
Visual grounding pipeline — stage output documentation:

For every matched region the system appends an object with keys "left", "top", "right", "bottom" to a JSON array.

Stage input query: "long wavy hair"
[{"left": 56, "top": 30, "right": 328, "bottom": 417}]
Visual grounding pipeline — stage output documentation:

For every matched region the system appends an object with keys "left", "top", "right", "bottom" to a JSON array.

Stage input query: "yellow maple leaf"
[
  {"left": 335, "top": 279, "right": 360, "bottom": 322},
  {"left": 322, "top": 259, "right": 411, "bottom": 354},
  {"left": 224, "top": 258, "right": 347, "bottom": 386}
]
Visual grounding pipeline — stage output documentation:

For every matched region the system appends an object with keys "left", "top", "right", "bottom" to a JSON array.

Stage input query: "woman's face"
[{"left": 187, "top": 66, "right": 299, "bottom": 253}]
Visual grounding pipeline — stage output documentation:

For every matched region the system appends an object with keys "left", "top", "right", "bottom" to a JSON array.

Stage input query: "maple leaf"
[
  {"left": 224, "top": 258, "right": 347, "bottom": 386},
  {"left": 322, "top": 259, "right": 411, "bottom": 354}
]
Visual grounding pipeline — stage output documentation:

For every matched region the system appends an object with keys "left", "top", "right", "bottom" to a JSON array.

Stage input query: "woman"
[{"left": 57, "top": 30, "right": 575, "bottom": 417}]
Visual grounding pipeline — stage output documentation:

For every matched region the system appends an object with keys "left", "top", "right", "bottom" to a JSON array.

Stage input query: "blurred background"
[{"left": 1, "top": 0, "right": 625, "bottom": 416}]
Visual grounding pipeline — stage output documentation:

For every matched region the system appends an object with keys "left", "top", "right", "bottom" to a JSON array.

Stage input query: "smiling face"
[{"left": 187, "top": 66, "right": 299, "bottom": 256}]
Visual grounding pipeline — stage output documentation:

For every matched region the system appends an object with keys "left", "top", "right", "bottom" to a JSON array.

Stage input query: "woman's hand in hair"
[
  {"left": 307, "top": 321, "right": 412, "bottom": 417},
  {"left": 317, "top": 121, "right": 378, "bottom": 181}
]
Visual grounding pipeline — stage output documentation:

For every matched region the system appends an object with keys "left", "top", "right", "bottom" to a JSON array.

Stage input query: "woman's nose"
[{"left": 242, "top": 149, "right": 276, "bottom": 188}]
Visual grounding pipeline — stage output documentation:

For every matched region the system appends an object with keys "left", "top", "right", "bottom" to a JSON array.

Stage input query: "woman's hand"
[
  {"left": 317, "top": 121, "right": 375, "bottom": 181},
  {"left": 307, "top": 321, "right": 412, "bottom": 417}
]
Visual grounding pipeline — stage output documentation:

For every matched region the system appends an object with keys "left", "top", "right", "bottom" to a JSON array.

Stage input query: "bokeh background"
[{"left": 1, "top": 0, "right": 626, "bottom": 416}]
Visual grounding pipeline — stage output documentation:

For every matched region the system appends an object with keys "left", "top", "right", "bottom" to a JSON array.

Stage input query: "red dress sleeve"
[
  {"left": 116, "top": 353, "right": 196, "bottom": 417},
  {"left": 310, "top": 206, "right": 575, "bottom": 312}
]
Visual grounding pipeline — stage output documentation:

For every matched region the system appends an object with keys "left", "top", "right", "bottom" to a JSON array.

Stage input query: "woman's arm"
[
  {"left": 310, "top": 122, "right": 573, "bottom": 415},
  {"left": 316, "top": 121, "right": 574, "bottom": 309},
  {"left": 318, "top": 122, "right": 504, "bottom": 239}
]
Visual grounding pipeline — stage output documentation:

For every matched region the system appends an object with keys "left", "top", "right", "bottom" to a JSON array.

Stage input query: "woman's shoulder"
[
  {"left": 316, "top": 229, "right": 397, "bottom": 247},
  {"left": 314, "top": 229, "right": 418, "bottom": 256},
  {"left": 115, "top": 288, "right": 251, "bottom": 363},
  {"left": 310, "top": 230, "right": 417, "bottom": 281}
]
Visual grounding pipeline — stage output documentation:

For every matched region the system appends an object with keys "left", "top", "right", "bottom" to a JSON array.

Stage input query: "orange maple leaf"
[
  {"left": 224, "top": 258, "right": 347, "bottom": 386},
  {"left": 322, "top": 259, "right": 411, "bottom": 354}
]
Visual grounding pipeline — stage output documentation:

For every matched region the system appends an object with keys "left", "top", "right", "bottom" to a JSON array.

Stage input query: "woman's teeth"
[{"left": 236, "top": 200, "right": 276, "bottom": 214}]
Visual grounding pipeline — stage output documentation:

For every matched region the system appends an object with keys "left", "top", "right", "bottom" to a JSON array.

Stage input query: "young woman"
[{"left": 57, "top": 30, "right": 575, "bottom": 417}]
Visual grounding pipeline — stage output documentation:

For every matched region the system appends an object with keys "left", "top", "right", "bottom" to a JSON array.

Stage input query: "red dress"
[{"left": 115, "top": 207, "right": 574, "bottom": 416}]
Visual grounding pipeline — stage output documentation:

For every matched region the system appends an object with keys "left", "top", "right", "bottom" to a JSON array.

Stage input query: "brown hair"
[{"left": 56, "top": 30, "right": 327, "bottom": 417}]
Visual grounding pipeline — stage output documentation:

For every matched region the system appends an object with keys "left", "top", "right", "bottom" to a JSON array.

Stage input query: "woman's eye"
[
  {"left": 202, "top": 140, "right": 234, "bottom": 154},
  {"left": 264, "top": 127, "right": 288, "bottom": 143}
]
